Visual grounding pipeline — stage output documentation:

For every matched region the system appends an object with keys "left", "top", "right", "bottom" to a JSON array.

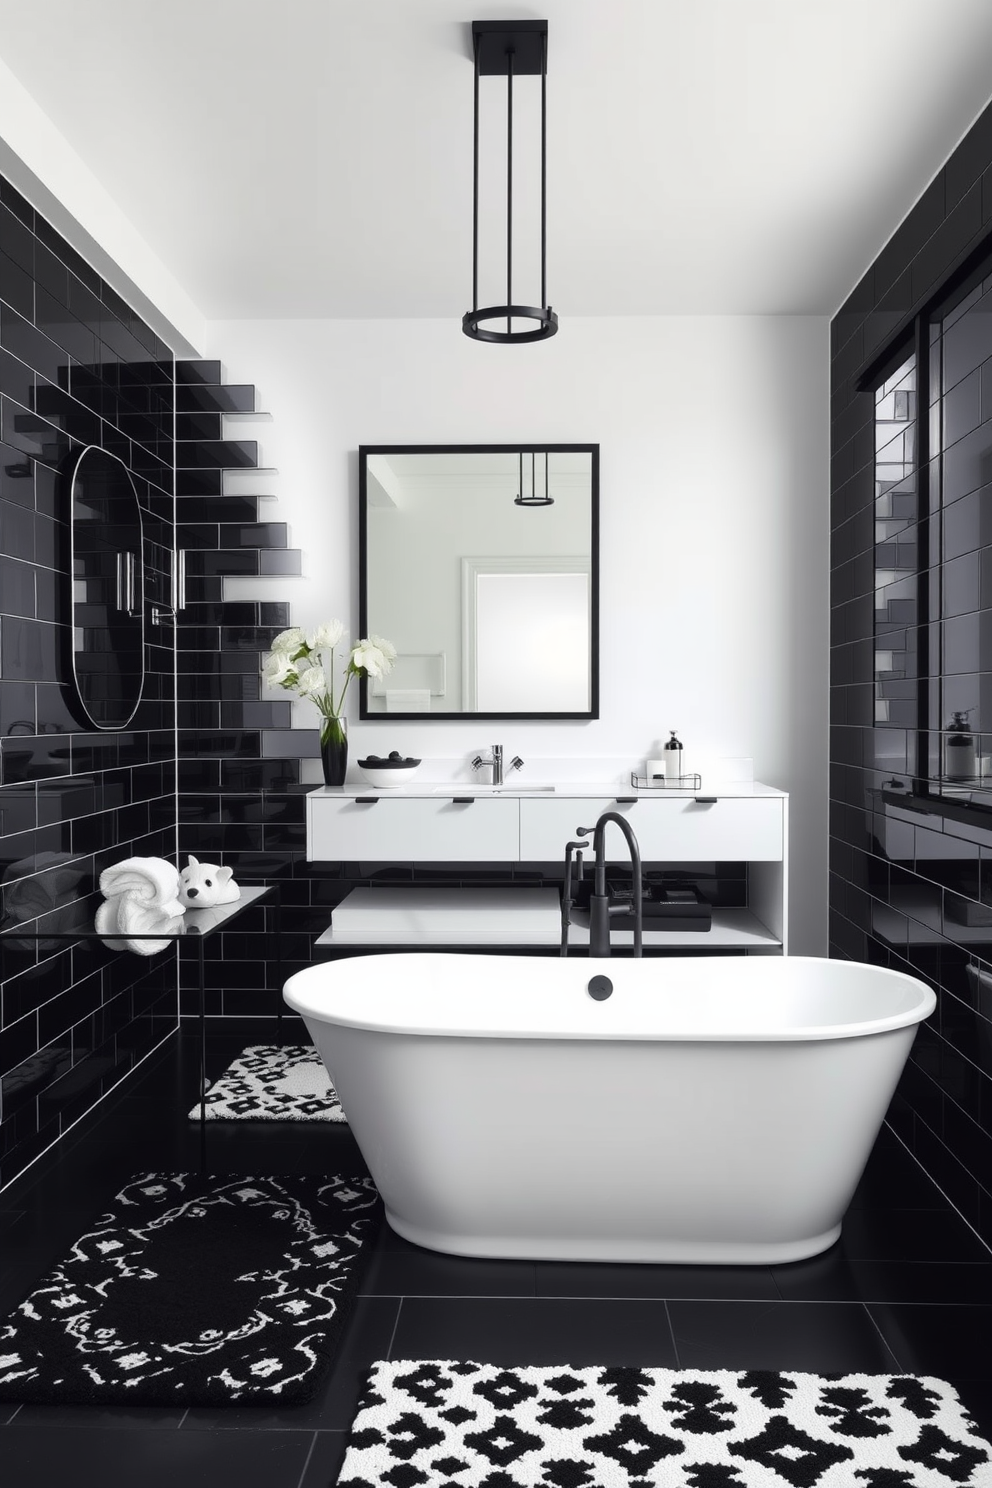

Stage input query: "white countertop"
[{"left": 309, "top": 780, "right": 786, "bottom": 800}]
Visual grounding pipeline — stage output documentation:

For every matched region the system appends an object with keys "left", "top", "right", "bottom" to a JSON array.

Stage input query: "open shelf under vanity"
[{"left": 306, "top": 781, "right": 788, "bottom": 956}]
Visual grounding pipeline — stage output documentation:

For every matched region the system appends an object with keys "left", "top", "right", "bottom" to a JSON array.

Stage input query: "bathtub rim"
[{"left": 282, "top": 952, "right": 936, "bottom": 1043}]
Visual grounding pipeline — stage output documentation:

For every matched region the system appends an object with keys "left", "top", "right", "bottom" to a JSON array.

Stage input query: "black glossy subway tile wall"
[
  {"left": 0, "top": 166, "right": 177, "bottom": 1188},
  {"left": 832, "top": 97, "right": 992, "bottom": 1250}
]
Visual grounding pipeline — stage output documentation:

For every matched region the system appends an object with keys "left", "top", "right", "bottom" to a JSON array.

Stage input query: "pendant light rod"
[
  {"left": 472, "top": 26, "right": 480, "bottom": 316},
  {"left": 462, "top": 19, "right": 558, "bottom": 344},
  {"left": 506, "top": 46, "right": 513, "bottom": 336},
  {"left": 541, "top": 28, "right": 547, "bottom": 311},
  {"left": 514, "top": 449, "right": 555, "bottom": 507}
]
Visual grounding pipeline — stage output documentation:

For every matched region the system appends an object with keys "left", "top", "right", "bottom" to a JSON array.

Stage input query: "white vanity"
[{"left": 306, "top": 780, "right": 788, "bottom": 953}]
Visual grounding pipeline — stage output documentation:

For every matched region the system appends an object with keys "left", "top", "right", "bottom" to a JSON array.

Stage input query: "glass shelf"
[
  {"left": 0, "top": 885, "right": 275, "bottom": 1170},
  {"left": 0, "top": 884, "right": 272, "bottom": 945}
]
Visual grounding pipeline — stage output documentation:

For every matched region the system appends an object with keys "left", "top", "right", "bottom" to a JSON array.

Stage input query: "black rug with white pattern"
[
  {"left": 0, "top": 1172, "right": 380, "bottom": 1406},
  {"left": 188, "top": 1044, "right": 346, "bottom": 1122},
  {"left": 335, "top": 1361, "right": 992, "bottom": 1486}
]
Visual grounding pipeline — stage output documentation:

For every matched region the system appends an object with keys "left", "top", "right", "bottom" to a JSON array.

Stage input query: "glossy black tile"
[
  {"left": 667, "top": 1300, "right": 899, "bottom": 1372},
  {"left": 0, "top": 1425, "right": 315, "bottom": 1488},
  {"left": 175, "top": 440, "right": 258, "bottom": 469},
  {"left": 175, "top": 360, "right": 222, "bottom": 384},
  {"left": 0, "top": 304, "right": 67, "bottom": 386},
  {"left": 870, "top": 1301, "right": 992, "bottom": 1378},
  {"left": 390, "top": 1295, "right": 680, "bottom": 1367},
  {"left": 0, "top": 249, "right": 33, "bottom": 321}
]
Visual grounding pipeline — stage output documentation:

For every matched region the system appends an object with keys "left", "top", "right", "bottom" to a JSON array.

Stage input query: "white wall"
[
  {"left": 0, "top": 56, "right": 205, "bottom": 355},
  {"left": 207, "top": 314, "right": 830, "bottom": 954}
]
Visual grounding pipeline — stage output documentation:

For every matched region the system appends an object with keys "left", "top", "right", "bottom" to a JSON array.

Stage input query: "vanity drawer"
[
  {"left": 308, "top": 795, "right": 519, "bottom": 861},
  {"left": 518, "top": 796, "right": 783, "bottom": 862}
]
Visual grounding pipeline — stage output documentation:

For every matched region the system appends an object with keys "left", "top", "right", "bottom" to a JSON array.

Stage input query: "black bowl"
[{"left": 357, "top": 757, "right": 422, "bottom": 768}]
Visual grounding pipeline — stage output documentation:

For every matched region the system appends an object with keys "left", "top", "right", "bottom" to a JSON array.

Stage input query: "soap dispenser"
[
  {"left": 662, "top": 730, "right": 684, "bottom": 782},
  {"left": 945, "top": 710, "right": 978, "bottom": 781}
]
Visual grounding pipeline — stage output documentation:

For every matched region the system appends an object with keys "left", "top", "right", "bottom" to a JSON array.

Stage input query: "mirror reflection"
[
  {"left": 67, "top": 445, "right": 145, "bottom": 730},
  {"left": 359, "top": 445, "right": 598, "bottom": 718}
]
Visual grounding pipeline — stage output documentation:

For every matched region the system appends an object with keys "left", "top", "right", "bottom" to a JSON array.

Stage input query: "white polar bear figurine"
[{"left": 178, "top": 855, "right": 241, "bottom": 909}]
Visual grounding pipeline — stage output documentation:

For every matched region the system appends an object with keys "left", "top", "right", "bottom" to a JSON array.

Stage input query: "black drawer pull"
[
  {"left": 354, "top": 796, "right": 380, "bottom": 805},
  {"left": 615, "top": 797, "right": 637, "bottom": 804},
  {"left": 451, "top": 796, "right": 476, "bottom": 804},
  {"left": 694, "top": 796, "right": 717, "bottom": 804}
]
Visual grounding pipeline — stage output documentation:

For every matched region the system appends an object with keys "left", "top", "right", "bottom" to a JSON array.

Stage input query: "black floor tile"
[
  {"left": 10, "top": 1402, "right": 186, "bottom": 1430},
  {"left": 361, "top": 1227, "right": 536, "bottom": 1297},
  {"left": 0, "top": 1423, "right": 314, "bottom": 1488},
  {"left": 182, "top": 1296, "right": 400, "bottom": 1432},
  {"left": 533, "top": 1260, "right": 780, "bottom": 1300},
  {"left": 667, "top": 1300, "right": 899, "bottom": 1372},
  {"left": 300, "top": 1429, "right": 348, "bottom": 1488},
  {"left": 389, "top": 1296, "right": 679, "bottom": 1366},
  {"left": 848, "top": 1131, "right": 948, "bottom": 1210},
  {"left": 773, "top": 1253, "right": 992, "bottom": 1304},
  {"left": 838, "top": 1206, "right": 992, "bottom": 1261},
  {"left": 947, "top": 1379, "right": 992, "bottom": 1440},
  {"left": 5, "top": 1025, "right": 992, "bottom": 1481},
  {"left": 869, "top": 1302, "right": 992, "bottom": 1379}
]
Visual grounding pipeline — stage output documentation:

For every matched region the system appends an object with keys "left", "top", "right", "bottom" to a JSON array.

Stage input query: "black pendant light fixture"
[
  {"left": 463, "top": 20, "right": 558, "bottom": 344},
  {"left": 514, "top": 451, "right": 554, "bottom": 507}
]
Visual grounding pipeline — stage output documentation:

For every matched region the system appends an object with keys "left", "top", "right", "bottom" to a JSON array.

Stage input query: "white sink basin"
[{"left": 430, "top": 784, "right": 556, "bottom": 795}]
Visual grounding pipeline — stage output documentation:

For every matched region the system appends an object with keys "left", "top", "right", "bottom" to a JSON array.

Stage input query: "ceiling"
[{"left": 1, "top": 0, "right": 992, "bottom": 321}]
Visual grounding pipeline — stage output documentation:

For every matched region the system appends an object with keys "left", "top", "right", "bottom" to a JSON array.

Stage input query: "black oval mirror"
[{"left": 66, "top": 446, "right": 145, "bottom": 729}]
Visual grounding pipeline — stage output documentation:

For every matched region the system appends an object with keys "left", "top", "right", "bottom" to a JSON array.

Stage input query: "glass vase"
[{"left": 320, "top": 715, "right": 348, "bottom": 787}]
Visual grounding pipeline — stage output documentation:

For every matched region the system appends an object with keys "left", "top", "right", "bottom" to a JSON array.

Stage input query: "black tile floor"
[{"left": 1, "top": 1016, "right": 991, "bottom": 1487}]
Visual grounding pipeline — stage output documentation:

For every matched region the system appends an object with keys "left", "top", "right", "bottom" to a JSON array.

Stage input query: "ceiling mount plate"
[{"left": 472, "top": 20, "right": 548, "bottom": 76}]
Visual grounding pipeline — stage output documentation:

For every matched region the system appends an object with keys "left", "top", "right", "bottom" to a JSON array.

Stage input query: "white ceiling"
[{"left": 1, "top": 0, "right": 992, "bottom": 320}]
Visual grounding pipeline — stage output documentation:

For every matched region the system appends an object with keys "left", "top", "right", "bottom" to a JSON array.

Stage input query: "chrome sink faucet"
[{"left": 471, "top": 745, "right": 523, "bottom": 786}]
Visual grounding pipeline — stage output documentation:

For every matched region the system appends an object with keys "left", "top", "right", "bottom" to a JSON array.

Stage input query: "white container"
[
  {"left": 284, "top": 952, "right": 935, "bottom": 1265},
  {"left": 645, "top": 757, "right": 668, "bottom": 781}
]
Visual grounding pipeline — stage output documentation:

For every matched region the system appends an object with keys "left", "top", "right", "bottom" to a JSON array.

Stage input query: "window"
[{"left": 873, "top": 254, "right": 992, "bottom": 815}]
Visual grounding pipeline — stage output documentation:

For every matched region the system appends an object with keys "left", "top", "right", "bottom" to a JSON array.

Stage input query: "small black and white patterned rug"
[
  {"left": 0, "top": 1172, "right": 379, "bottom": 1406},
  {"left": 188, "top": 1043, "right": 346, "bottom": 1122},
  {"left": 335, "top": 1362, "right": 992, "bottom": 1486}
]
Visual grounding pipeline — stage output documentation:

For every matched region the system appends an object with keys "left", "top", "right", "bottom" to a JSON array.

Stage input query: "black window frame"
[{"left": 862, "top": 239, "right": 992, "bottom": 827}]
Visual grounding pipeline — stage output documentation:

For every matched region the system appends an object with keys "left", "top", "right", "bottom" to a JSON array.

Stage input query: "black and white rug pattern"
[
  {"left": 336, "top": 1362, "right": 992, "bottom": 1487},
  {"left": 188, "top": 1044, "right": 346, "bottom": 1122},
  {"left": 0, "top": 1173, "right": 379, "bottom": 1406}
]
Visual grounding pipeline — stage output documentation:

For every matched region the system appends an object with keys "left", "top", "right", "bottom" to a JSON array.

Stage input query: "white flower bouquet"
[{"left": 262, "top": 622, "right": 396, "bottom": 749}]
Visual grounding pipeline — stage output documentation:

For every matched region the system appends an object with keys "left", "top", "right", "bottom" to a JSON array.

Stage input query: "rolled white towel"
[
  {"left": 99, "top": 856, "right": 185, "bottom": 916},
  {"left": 95, "top": 892, "right": 185, "bottom": 956}
]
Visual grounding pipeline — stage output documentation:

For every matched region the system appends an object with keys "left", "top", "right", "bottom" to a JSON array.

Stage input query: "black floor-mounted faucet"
[{"left": 563, "top": 810, "right": 643, "bottom": 958}]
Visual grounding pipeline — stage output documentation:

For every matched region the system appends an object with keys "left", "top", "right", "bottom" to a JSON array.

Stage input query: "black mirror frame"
[{"left": 358, "top": 443, "right": 599, "bottom": 720}]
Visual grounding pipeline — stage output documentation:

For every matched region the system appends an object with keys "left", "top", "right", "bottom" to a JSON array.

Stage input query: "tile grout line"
[
  {"left": 663, "top": 1300, "right": 681, "bottom": 1369},
  {"left": 293, "top": 1428, "right": 320, "bottom": 1488},
  {"left": 861, "top": 1301, "right": 904, "bottom": 1371},
  {"left": 885, "top": 1121, "right": 992, "bottom": 1259},
  {"left": 384, "top": 1296, "right": 404, "bottom": 1359}
]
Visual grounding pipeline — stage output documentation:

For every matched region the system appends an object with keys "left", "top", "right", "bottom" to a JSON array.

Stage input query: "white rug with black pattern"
[
  {"left": 335, "top": 1361, "right": 992, "bottom": 1487},
  {"left": 187, "top": 1043, "right": 346, "bottom": 1122},
  {"left": 0, "top": 1172, "right": 380, "bottom": 1406}
]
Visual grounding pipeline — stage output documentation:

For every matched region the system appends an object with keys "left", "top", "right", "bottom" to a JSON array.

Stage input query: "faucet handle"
[{"left": 510, "top": 755, "right": 524, "bottom": 771}]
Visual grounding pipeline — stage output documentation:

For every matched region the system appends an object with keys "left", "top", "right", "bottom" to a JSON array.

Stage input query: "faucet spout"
[
  {"left": 576, "top": 810, "right": 643, "bottom": 958},
  {"left": 472, "top": 743, "right": 516, "bottom": 787}
]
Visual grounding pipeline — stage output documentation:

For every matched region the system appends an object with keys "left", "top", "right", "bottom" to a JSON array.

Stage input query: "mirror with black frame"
[
  {"left": 358, "top": 444, "right": 599, "bottom": 719},
  {"left": 64, "top": 444, "right": 145, "bottom": 730}
]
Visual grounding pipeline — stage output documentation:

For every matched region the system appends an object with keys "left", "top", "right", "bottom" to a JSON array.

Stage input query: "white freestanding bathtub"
[{"left": 283, "top": 953, "right": 935, "bottom": 1265}]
